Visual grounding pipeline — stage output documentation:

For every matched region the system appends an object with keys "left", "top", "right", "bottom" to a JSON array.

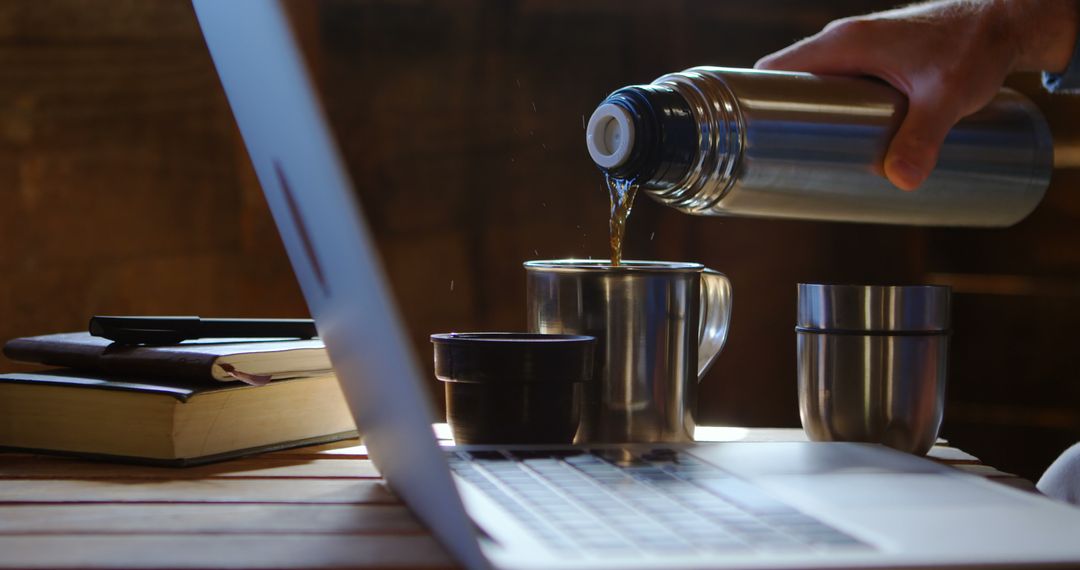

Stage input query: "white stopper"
[{"left": 586, "top": 103, "right": 635, "bottom": 170}]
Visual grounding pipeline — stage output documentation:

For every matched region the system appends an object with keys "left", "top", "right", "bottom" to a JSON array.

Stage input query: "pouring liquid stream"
[{"left": 607, "top": 175, "right": 639, "bottom": 266}]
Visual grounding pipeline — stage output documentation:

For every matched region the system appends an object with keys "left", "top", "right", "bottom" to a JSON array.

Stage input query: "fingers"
[
  {"left": 755, "top": 16, "right": 964, "bottom": 191},
  {"left": 755, "top": 19, "right": 879, "bottom": 75},
  {"left": 883, "top": 93, "right": 962, "bottom": 191}
]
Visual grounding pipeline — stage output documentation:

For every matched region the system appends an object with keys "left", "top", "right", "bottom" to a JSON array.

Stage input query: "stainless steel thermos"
[{"left": 585, "top": 67, "right": 1052, "bottom": 227}]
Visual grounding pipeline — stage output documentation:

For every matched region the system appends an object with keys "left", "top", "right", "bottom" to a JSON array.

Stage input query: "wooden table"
[{"left": 0, "top": 427, "right": 1035, "bottom": 569}]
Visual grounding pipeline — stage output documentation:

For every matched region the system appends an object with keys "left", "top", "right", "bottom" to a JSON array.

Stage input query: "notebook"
[
  {"left": 4, "top": 332, "right": 331, "bottom": 386},
  {"left": 192, "top": 2, "right": 1080, "bottom": 568}
]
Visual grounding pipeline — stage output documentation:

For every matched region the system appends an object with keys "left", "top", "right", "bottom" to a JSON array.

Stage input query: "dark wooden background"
[{"left": 1, "top": 0, "right": 1079, "bottom": 481}]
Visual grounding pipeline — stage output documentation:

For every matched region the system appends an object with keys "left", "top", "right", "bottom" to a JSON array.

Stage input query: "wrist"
[{"left": 1002, "top": 0, "right": 1078, "bottom": 72}]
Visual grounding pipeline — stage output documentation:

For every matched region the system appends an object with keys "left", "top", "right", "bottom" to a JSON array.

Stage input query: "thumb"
[{"left": 884, "top": 96, "right": 960, "bottom": 191}]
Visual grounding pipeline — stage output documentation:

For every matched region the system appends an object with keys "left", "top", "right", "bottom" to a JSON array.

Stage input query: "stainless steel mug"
[
  {"left": 796, "top": 284, "right": 950, "bottom": 455},
  {"left": 525, "top": 260, "right": 732, "bottom": 443}
]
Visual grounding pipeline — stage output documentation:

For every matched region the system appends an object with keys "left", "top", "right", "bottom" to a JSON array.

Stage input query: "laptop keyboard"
[{"left": 446, "top": 448, "right": 871, "bottom": 557}]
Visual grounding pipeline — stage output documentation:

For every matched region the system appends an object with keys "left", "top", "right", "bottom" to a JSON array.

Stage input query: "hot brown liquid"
[{"left": 606, "top": 175, "right": 639, "bottom": 266}]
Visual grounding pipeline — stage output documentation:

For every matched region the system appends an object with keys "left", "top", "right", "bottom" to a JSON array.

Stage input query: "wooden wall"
[
  {"left": 0, "top": 1, "right": 308, "bottom": 341},
  {"left": 1, "top": 0, "right": 1079, "bottom": 481}
]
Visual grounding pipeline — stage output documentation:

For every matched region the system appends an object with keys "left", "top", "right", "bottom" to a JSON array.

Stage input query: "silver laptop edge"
[
  {"left": 190, "top": 2, "right": 489, "bottom": 569},
  {"left": 193, "top": 3, "right": 1080, "bottom": 569}
]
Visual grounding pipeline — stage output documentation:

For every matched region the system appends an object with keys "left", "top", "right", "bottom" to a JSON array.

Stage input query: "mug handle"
[{"left": 698, "top": 268, "right": 732, "bottom": 380}]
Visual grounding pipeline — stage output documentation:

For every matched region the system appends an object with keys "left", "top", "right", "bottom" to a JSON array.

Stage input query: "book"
[
  {"left": 0, "top": 369, "right": 358, "bottom": 465},
  {"left": 3, "top": 332, "right": 331, "bottom": 386}
]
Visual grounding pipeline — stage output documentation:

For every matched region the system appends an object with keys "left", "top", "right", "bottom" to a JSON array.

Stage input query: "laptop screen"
[{"left": 191, "top": 2, "right": 486, "bottom": 567}]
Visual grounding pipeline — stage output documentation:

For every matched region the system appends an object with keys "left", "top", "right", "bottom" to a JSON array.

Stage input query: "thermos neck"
[{"left": 585, "top": 85, "right": 697, "bottom": 188}]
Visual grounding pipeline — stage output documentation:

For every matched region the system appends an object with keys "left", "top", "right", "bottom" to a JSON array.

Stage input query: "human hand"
[{"left": 755, "top": 0, "right": 1077, "bottom": 191}]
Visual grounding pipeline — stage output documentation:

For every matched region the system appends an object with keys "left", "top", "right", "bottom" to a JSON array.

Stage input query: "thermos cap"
[
  {"left": 796, "top": 283, "right": 951, "bottom": 333},
  {"left": 586, "top": 103, "right": 635, "bottom": 169}
]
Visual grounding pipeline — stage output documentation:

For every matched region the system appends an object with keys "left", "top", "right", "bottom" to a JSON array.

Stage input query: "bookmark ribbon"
[{"left": 218, "top": 363, "right": 272, "bottom": 386}]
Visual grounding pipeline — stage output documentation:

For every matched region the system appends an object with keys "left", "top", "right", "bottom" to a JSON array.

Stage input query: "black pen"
[{"left": 89, "top": 316, "right": 318, "bottom": 345}]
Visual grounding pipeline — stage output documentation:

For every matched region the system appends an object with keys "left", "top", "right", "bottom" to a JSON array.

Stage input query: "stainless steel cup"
[
  {"left": 796, "top": 284, "right": 950, "bottom": 455},
  {"left": 525, "top": 260, "right": 732, "bottom": 443}
]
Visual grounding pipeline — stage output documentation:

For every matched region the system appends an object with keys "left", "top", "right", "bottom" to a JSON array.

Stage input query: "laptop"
[{"left": 191, "top": 2, "right": 1080, "bottom": 569}]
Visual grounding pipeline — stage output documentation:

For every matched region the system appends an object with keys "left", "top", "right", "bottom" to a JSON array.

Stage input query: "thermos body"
[{"left": 586, "top": 67, "right": 1053, "bottom": 227}]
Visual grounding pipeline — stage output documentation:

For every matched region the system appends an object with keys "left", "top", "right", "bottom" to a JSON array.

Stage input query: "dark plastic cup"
[{"left": 431, "top": 332, "right": 595, "bottom": 445}]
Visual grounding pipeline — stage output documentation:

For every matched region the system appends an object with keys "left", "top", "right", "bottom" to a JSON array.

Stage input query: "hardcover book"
[{"left": 0, "top": 369, "right": 357, "bottom": 465}]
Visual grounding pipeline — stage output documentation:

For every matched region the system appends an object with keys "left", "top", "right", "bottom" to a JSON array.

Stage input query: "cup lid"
[
  {"left": 431, "top": 332, "right": 595, "bottom": 384},
  {"left": 796, "top": 284, "right": 951, "bottom": 332}
]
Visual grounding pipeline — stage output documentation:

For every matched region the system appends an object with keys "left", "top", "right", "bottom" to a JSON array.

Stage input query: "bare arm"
[{"left": 755, "top": 0, "right": 1078, "bottom": 191}]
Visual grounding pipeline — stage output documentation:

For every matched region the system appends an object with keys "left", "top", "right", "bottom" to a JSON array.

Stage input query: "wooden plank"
[
  {"left": 0, "top": 535, "right": 453, "bottom": 569},
  {"left": 952, "top": 465, "right": 1039, "bottom": 492},
  {"left": 926, "top": 446, "right": 981, "bottom": 464},
  {"left": 0, "top": 479, "right": 397, "bottom": 504},
  {"left": 0, "top": 504, "right": 422, "bottom": 535},
  {"left": 267, "top": 442, "right": 369, "bottom": 460},
  {"left": 990, "top": 477, "right": 1040, "bottom": 494},
  {"left": 0, "top": 458, "right": 379, "bottom": 479},
  {"left": 263, "top": 426, "right": 440, "bottom": 459},
  {"left": 953, "top": 464, "right": 1020, "bottom": 479}
]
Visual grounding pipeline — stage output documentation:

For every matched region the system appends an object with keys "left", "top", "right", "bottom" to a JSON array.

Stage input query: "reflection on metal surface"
[
  {"left": 796, "top": 284, "right": 950, "bottom": 456},
  {"left": 740, "top": 98, "right": 895, "bottom": 117},
  {"left": 525, "top": 260, "right": 731, "bottom": 443},
  {"left": 798, "top": 332, "right": 948, "bottom": 456},
  {"left": 796, "top": 283, "right": 950, "bottom": 332},
  {"left": 592, "top": 67, "right": 1053, "bottom": 227}
]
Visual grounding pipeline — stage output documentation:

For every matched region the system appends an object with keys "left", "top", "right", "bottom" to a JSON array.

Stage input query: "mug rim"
[
  {"left": 524, "top": 259, "right": 703, "bottom": 272},
  {"left": 431, "top": 332, "right": 595, "bottom": 344},
  {"left": 796, "top": 282, "right": 950, "bottom": 332}
]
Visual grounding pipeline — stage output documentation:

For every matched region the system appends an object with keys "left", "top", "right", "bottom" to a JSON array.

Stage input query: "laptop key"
[
  {"left": 639, "top": 541, "right": 698, "bottom": 554},
  {"left": 459, "top": 448, "right": 870, "bottom": 558},
  {"left": 691, "top": 478, "right": 799, "bottom": 515},
  {"left": 805, "top": 532, "right": 865, "bottom": 545},
  {"left": 469, "top": 451, "right": 510, "bottom": 460},
  {"left": 578, "top": 537, "right": 633, "bottom": 550},
  {"left": 754, "top": 539, "right": 811, "bottom": 553},
  {"left": 696, "top": 539, "right": 753, "bottom": 554},
  {"left": 758, "top": 512, "right": 821, "bottom": 526},
  {"left": 510, "top": 449, "right": 586, "bottom": 460}
]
